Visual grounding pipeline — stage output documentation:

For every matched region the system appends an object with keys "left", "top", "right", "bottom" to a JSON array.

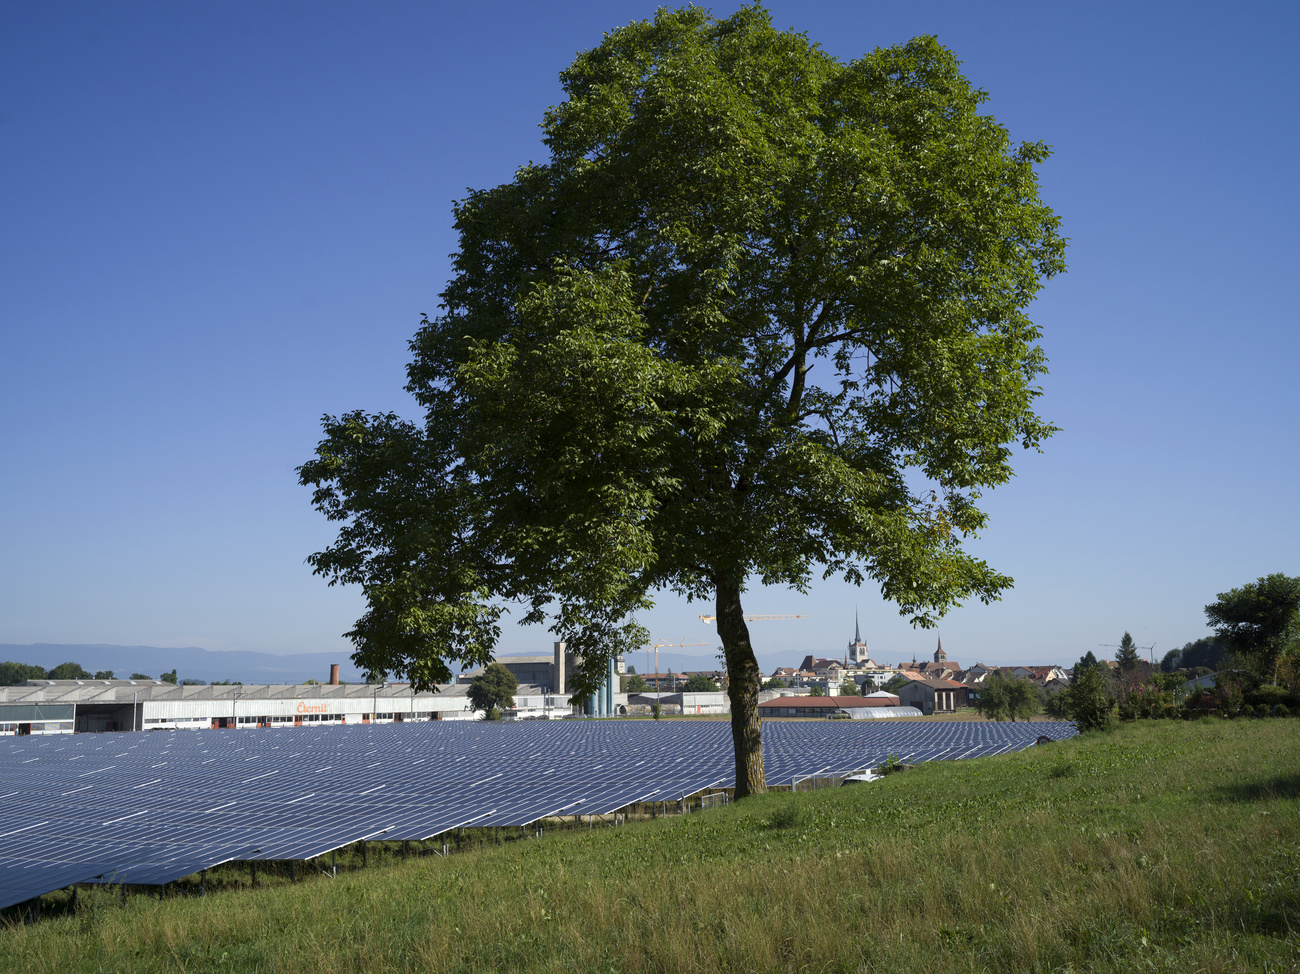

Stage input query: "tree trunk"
[{"left": 717, "top": 578, "right": 767, "bottom": 798}]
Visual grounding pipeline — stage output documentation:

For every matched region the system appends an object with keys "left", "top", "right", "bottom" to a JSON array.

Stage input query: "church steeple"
[
  {"left": 934, "top": 636, "right": 947, "bottom": 663},
  {"left": 848, "top": 610, "right": 868, "bottom": 664}
]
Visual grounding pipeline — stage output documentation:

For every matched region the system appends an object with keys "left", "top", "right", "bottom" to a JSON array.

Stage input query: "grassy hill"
[{"left": 3, "top": 718, "right": 1297, "bottom": 972}]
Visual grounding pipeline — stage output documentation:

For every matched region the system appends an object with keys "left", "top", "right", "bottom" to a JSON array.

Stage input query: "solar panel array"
[{"left": 0, "top": 718, "right": 1075, "bottom": 910}]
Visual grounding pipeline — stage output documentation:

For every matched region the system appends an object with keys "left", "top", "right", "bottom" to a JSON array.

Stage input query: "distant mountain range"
[{"left": 0, "top": 644, "right": 364, "bottom": 685}]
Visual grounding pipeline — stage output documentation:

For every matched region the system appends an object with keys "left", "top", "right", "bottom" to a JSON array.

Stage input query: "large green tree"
[
  {"left": 299, "top": 5, "right": 1064, "bottom": 798},
  {"left": 1205, "top": 574, "right": 1300, "bottom": 683}
]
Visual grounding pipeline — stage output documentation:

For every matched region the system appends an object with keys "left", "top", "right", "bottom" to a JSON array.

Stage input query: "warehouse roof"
[{"left": 0, "top": 680, "right": 473, "bottom": 705}]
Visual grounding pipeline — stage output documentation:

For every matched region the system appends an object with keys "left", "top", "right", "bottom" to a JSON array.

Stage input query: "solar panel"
[{"left": 0, "top": 718, "right": 1074, "bottom": 909}]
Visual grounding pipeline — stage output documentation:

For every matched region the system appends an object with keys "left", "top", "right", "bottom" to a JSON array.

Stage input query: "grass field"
[{"left": 2, "top": 718, "right": 1297, "bottom": 973}]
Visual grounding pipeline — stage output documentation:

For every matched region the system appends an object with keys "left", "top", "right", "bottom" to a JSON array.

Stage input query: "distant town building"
[{"left": 897, "top": 678, "right": 969, "bottom": 715}]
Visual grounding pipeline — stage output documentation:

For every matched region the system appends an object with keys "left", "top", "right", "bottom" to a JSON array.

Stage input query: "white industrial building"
[{"left": 0, "top": 676, "right": 578, "bottom": 736}]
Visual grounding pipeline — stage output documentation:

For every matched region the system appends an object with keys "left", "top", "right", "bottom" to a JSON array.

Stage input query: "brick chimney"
[{"left": 329, "top": 664, "right": 340, "bottom": 686}]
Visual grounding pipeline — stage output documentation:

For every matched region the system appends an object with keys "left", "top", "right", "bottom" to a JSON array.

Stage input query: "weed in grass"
[
  {"left": 1048, "top": 759, "right": 1077, "bottom": 778},
  {"left": 766, "top": 802, "right": 807, "bottom": 830}
]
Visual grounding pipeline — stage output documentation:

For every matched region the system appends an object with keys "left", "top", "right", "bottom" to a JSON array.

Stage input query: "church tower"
[
  {"left": 847, "top": 611, "right": 869, "bottom": 663},
  {"left": 934, "top": 636, "right": 947, "bottom": 663}
]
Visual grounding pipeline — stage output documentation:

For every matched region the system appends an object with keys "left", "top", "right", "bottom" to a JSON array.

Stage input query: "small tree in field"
[{"left": 468, "top": 662, "right": 518, "bottom": 718}]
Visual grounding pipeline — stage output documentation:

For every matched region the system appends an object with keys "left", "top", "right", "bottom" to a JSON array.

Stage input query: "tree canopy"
[
  {"left": 1062, "top": 665, "right": 1114, "bottom": 732},
  {"left": 974, "top": 670, "right": 1040, "bottom": 721},
  {"left": 0, "top": 661, "right": 48, "bottom": 686},
  {"left": 683, "top": 674, "right": 721, "bottom": 693},
  {"left": 1072, "top": 651, "right": 1099, "bottom": 677},
  {"left": 1115, "top": 632, "right": 1141, "bottom": 673},
  {"left": 467, "top": 662, "right": 519, "bottom": 717},
  {"left": 299, "top": 5, "right": 1064, "bottom": 798},
  {"left": 623, "top": 673, "right": 650, "bottom": 693},
  {"left": 1205, "top": 574, "right": 1300, "bottom": 683},
  {"left": 881, "top": 674, "right": 910, "bottom": 694}
]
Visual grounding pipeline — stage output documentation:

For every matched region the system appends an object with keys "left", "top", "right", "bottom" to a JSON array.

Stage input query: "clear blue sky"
[{"left": 2, "top": 1, "right": 1296, "bottom": 674}]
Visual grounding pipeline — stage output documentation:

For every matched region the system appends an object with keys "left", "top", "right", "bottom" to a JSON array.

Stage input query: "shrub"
[
  {"left": 876, "top": 753, "right": 909, "bottom": 775},
  {"left": 768, "top": 803, "right": 807, "bottom": 830},
  {"left": 1246, "top": 684, "right": 1297, "bottom": 710},
  {"left": 1062, "top": 665, "right": 1115, "bottom": 731},
  {"left": 1274, "top": 704, "right": 1290, "bottom": 718}
]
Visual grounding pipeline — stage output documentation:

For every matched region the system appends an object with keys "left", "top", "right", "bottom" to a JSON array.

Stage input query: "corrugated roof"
[
  {"left": 758, "top": 695, "right": 874, "bottom": 708},
  {"left": 1, "top": 680, "right": 471, "bottom": 704}
]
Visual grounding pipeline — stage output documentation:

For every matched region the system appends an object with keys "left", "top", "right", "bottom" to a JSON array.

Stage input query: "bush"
[
  {"left": 876, "top": 754, "right": 911, "bottom": 775},
  {"left": 1246, "top": 684, "right": 1297, "bottom": 710},
  {"left": 1062, "top": 665, "right": 1115, "bottom": 731},
  {"left": 768, "top": 804, "right": 807, "bottom": 830},
  {"left": 1274, "top": 704, "right": 1290, "bottom": 718}
]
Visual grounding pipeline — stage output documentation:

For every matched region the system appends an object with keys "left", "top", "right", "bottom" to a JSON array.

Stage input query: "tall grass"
[{"left": 3, "top": 719, "right": 1297, "bottom": 972}]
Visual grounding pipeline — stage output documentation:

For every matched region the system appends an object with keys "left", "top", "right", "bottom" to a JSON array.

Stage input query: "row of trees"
[
  {"left": 0, "top": 661, "right": 233, "bottom": 687},
  {"left": 623, "top": 673, "right": 722, "bottom": 693},
  {"left": 0, "top": 661, "right": 164, "bottom": 686}
]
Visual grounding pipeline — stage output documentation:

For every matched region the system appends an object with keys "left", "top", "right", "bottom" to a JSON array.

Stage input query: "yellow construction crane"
[{"left": 697, "top": 613, "right": 809, "bottom": 623}]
